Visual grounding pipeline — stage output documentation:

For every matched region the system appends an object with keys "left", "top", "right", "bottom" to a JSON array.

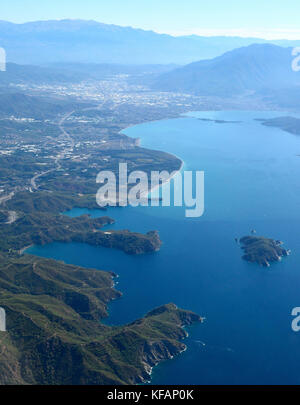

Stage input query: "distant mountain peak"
[{"left": 152, "top": 44, "right": 300, "bottom": 96}]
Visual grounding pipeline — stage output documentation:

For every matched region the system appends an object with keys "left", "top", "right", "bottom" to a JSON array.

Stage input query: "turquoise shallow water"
[{"left": 28, "top": 111, "right": 300, "bottom": 384}]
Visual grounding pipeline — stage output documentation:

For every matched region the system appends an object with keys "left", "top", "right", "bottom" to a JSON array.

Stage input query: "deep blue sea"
[{"left": 27, "top": 111, "right": 300, "bottom": 384}]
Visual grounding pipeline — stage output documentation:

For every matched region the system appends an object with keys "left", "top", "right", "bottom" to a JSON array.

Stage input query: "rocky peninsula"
[{"left": 0, "top": 252, "right": 202, "bottom": 385}]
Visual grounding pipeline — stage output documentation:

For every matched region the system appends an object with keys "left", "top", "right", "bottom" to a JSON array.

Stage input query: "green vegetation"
[
  {"left": 39, "top": 147, "right": 182, "bottom": 195},
  {"left": 0, "top": 73, "right": 200, "bottom": 385},
  {"left": 5, "top": 191, "right": 101, "bottom": 214},
  {"left": 0, "top": 205, "right": 161, "bottom": 255},
  {"left": 0, "top": 253, "right": 201, "bottom": 384},
  {"left": 0, "top": 189, "right": 168, "bottom": 383},
  {"left": 239, "top": 236, "right": 291, "bottom": 267}
]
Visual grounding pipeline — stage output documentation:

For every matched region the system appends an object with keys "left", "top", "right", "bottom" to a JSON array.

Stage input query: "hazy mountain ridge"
[
  {"left": 0, "top": 19, "right": 300, "bottom": 65},
  {"left": 0, "top": 92, "right": 93, "bottom": 119},
  {"left": 0, "top": 62, "right": 87, "bottom": 84},
  {"left": 152, "top": 44, "right": 300, "bottom": 97}
]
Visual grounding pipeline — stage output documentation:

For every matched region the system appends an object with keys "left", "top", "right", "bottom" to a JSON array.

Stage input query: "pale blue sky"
[{"left": 2, "top": 0, "right": 300, "bottom": 39}]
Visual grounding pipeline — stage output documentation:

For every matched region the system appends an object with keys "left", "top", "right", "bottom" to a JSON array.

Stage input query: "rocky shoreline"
[{"left": 239, "top": 235, "right": 291, "bottom": 267}]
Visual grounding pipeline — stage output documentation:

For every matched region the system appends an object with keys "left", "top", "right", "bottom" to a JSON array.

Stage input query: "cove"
[{"left": 27, "top": 111, "right": 300, "bottom": 384}]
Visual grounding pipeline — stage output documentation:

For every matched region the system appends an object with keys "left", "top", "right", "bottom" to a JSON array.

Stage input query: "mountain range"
[
  {"left": 152, "top": 44, "right": 300, "bottom": 97},
  {"left": 1, "top": 19, "right": 300, "bottom": 65}
]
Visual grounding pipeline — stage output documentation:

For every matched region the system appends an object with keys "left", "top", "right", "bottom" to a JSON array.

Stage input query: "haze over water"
[{"left": 28, "top": 111, "right": 300, "bottom": 384}]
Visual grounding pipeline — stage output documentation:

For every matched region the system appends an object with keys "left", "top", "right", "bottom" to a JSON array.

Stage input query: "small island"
[
  {"left": 198, "top": 118, "right": 241, "bottom": 124},
  {"left": 239, "top": 235, "right": 291, "bottom": 267}
]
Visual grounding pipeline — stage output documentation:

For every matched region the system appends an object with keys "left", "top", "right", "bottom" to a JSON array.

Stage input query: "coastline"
[
  {"left": 18, "top": 112, "right": 195, "bottom": 385},
  {"left": 95, "top": 119, "right": 185, "bottom": 207},
  {"left": 8, "top": 107, "right": 300, "bottom": 385},
  {"left": 145, "top": 157, "right": 184, "bottom": 202},
  {"left": 120, "top": 120, "right": 185, "bottom": 202},
  {"left": 19, "top": 244, "right": 33, "bottom": 255}
]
